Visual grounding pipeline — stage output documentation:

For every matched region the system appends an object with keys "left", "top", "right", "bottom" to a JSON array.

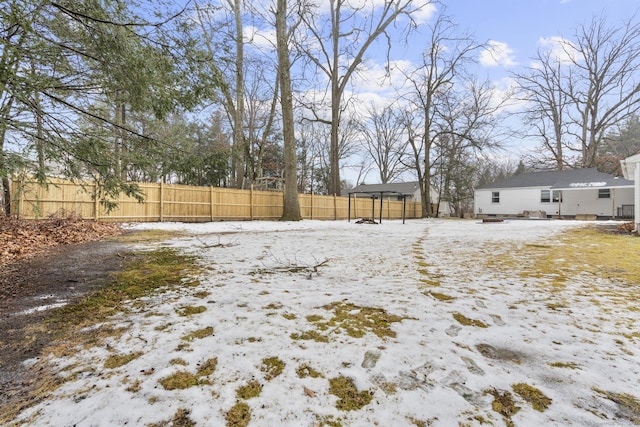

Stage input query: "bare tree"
[
  {"left": 276, "top": 0, "right": 301, "bottom": 220},
  {"left": 569, "top": 13, "right": 640, "bottom": 167},
  {"left": 195, "top": 0, "right": 249, "bottom": 188},
  {"left": 433, "top": 78, "right": 507, "bottom": 217},
  {"left": 514, "top": 48, "right": 570, "bottom": 170},
  {"left": 297, "top": 0, "right": 433, "bottom": 195},
  {"left": 516, "top": 13, "right": 640, "bottom": 169},
  {"left": 358, "top": 102, "right": 408, "bottom": 183},
  {"left": 399, "top": 13, "right": 481, "bottom": 216}
]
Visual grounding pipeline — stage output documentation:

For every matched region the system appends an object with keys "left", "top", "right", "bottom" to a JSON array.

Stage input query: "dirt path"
[{"left": 0, "top": 239, "right": 132, "bottom": 410}]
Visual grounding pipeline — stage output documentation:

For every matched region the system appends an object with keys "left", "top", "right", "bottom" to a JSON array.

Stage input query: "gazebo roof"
[{"left": 347, "top": 181, "right": 419, "bottom": 197}]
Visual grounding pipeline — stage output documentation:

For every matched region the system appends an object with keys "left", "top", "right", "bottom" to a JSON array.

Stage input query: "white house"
[
  {"left": 474, "top": 168, "right": 635, "bottom": 219},
  {"left": 621, "top": 153, "right": 640, "bottom": 232}
]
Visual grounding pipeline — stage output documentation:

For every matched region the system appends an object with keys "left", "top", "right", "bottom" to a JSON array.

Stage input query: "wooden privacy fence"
[{"left": 11, "top": 178, "right": 422, "bottom": 222}]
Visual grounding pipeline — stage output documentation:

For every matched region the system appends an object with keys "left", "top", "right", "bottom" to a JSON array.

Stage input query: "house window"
[
  {"left": 540, "top": 190, "right": 551, "bottom": 203},
  {"left": 598, "top": 189, "right": 611, "bottom": 199},
  {"left": 491, "top": 191, "right": 500, "bottom": 203},
  {"left": 552, "top": 190, "right": 562, "bottom": 202}
]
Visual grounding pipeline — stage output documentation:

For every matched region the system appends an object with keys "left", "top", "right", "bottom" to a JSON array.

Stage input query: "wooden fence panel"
[
  {"left": 251, "top": 189, "right": 283, "bottom": 220},
  {"left": 162, "top": 183, "right": 212, "bottom": 222},
  {"left": 213, "top": 187, "right": 251, "bottom": 220},
  {"left": 12, "top": 178, "right": 422, "bottom": 222}
]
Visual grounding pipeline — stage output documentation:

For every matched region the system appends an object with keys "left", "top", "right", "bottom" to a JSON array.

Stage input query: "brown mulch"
[{"left": 0, "top": 214, "right": 123, "bottom": 267}]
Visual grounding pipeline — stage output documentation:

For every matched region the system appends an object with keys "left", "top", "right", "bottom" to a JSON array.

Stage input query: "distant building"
[{"left": 474, "top": 168, "right": 634, "bottom": 219}]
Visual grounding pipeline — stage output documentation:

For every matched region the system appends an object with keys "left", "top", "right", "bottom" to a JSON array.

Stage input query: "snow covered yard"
[{"left": 13, "top": 219, "right": 640, "bottom": 426}]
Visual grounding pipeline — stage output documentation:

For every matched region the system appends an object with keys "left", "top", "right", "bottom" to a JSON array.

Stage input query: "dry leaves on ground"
[{"left": 0, "top": 215, "right": 122, "bottom": 267}]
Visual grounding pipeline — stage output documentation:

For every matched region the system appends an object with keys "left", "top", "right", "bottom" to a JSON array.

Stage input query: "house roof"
[
  {"left": 347, "top": 181, "right": 420, "bottom": 196},
  {"left": 477, "top": 168, "right": 634, "bottom": 190}
]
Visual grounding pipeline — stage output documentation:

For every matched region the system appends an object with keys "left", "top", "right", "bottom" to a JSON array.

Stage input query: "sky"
[
  {"left": 333, "top": 0, "right": 640, "bottom": 184},
  {"left": 10, "top": 218, "right": 639, "bottom": 426},
  {"left": 442, "top": 0, "right": 639, "bottom": 75}
]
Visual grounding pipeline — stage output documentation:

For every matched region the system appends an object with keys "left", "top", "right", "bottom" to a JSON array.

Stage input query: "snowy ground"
[{"left": 13, "top": 219, "right": 640, "bottom": 426}]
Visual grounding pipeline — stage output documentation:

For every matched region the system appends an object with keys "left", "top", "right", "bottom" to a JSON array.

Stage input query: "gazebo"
[{"left": 347, "top": 183, "right": 416, "bottom": 224}]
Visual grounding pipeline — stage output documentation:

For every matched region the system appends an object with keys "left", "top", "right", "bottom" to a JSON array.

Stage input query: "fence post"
[
  {"left": 159, "top": 180, "right": 164, "bottom": 222},
  {"left": 250, "top": 184, "right": 254, "bottom": 220},
  {"left": 94, "top": 181, "right": 99, "bottom": 221},
  {"left": 210, "top": 186, "right": 215, "bottom": 221},
  {"left": 310, "top": 191, "right": 314, "bottom": 220},
  {"left": 19, "top": 178, "right": 25, "bottom": 219}
]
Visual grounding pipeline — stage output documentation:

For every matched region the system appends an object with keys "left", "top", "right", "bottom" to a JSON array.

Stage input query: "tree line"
[{"left": 1, "top": 0, "right": 639, "bottom": 219}]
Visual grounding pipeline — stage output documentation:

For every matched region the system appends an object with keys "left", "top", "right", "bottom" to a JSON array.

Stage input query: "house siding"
[{"left": 475, "top": 187, "right": 634, "bottom": 218}]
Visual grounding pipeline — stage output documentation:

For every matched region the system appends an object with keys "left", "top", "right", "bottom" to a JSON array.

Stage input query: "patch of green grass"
[
  {"left": 486, "top": 388, "right": 519, "bottom": 427},
  {"left": 236, "top": 380, "right": 263, "bottom": 399},
  {"left": 48, "top": 248, "right": 200, "bottom": 330},
  {"left": 170, "top": 358, "right": 188, "bottom": 366},
  {"left": 103, "top": 351, "right": 143, "bottom": 369},
  {"left": 419, "top": 278, "right": 441, "bottom": 287},
  {"left": 181, "top": 326, "right": 214, "bottom": 341},
  {"left": 194, "top": 290, "right": 210, "bottom": 299},
  {"left": 225, "top": 402, "right": 251, "bottom": 427},
  {"left": 159, "top": 371, "right": 203, "bottom": 390},
  {"left": 0, "top": 247, "right": 203, "bottom": 426},
  {"left": 306, "top": 314, "right": 324, "bottom": 322},
  {"left": 282, "top": 313, "right": 296, "bottom": 320},
  {"left": 147, "top": 407, "right": 196, "bottom": 427},
  {"left": 453, "top": 312, "right": 488, "bottom": 328},
  {"left": 322, "top": 301, "right": 409, "bottom": 339},
  {"left": 428, "top": 291, "right": 455, "bottom": 301},
  {"left": 197, "top": 357, "right": 218, "bottom": 376},
  {"left": 264, "top": 302, "right": 282, "bottom": 310},
  {"left": 291, "top": 330, "right": 329, "bottom": 343},
  {"left": 549, "top": 361, "right": 580, "bottom": 369},
  {"left": 296, "top": 363, "right": 323, "bottom": 378},
  {"left": 329, "top": 376, "right": 373, "bottom": 411},
  {"left": 594, "top": 388, "right": 640, "bottom": 424},
  {"left": 176, "top": 305, "right": 207, "bottom": 316},
  {"left": 159, "top": 357, "right": 217, "bottom": 390},
  {"left": 118, "top": 229, "right": 186, "bottom": 244},
  {"left": 512, "top": 383, "right": 552, "bottom": 412},
  {"left": 314, "top": 415, "right": 343, "bottom": 427},
  {"left": 125, "top": 379, "right": 142, "bottom": 393},
  {"left": 261, "top": 357, "right": 285, "bottom": 380}
]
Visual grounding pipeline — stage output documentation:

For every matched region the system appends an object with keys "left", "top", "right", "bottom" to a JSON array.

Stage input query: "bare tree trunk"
[
  {"left": 1, "top": 176, "right": 9, "bottom": 216},
  {"left": 277, "top": 0, "right": 301, "bottom": 221},
  {"left": 0, "top": 96, "right": 14, "bottom": 216},
  {"left": 233, "top": 0, "right": 246, "bottom": 188}
]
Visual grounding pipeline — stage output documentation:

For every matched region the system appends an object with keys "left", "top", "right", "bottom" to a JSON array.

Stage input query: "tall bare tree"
[
  {"left": 399, "top": 13, "right": 481, "bottom": 216},
  {"left": 194, "top": 0, "right": 250, "bottom": 188},
  {"left": 570, "top": 13, "right": 640, "bottom": 168},
  {"left": 276, "top": 0, "right": 301, "bottom": 220},
  {"left": 515, "top": 48, "right": 569, "bottom": 170},
  {"left": 298, "top": 0, "right": 432, "bottom": 195},
  {"left": 358, "top": 102, "right": 408, "bottom": 183},
  {"left": 433, "top": 78, "right": 506, "bottom": 217},
  {"left": 516, "top": 13, "right": 640, "bottom": 169}
]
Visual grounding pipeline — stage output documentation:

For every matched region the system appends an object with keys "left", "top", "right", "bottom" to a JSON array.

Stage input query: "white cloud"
[
  {"left": 412, "top": 2, "right": 437, "bottom": 25},
  {"left": 244, "top": 25, "right": 276, "bottom": 51},
  {"left": 536, "top": 36, "right": 580, "bottom": 64},
  {"left": 479, "top": 40, "right": 517, "bottom": 68}
]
